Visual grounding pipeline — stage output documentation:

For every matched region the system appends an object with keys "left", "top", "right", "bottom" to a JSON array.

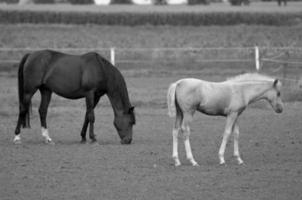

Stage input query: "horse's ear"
[
  {"left": 273, "top": 79, "right": 279, "bottom": 87},
  {"left": 129, "top": 106, "right": 135, "bottom": 114}
]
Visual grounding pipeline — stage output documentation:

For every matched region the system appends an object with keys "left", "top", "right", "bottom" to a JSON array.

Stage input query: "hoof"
[
  {"left": 14, "top": 139, "right": 22, "bottom": 145},
  {"left": 90, "top": 139, "right": 98, "bottom": 144},
  {"left": 45, "top": 139, "right": 55, "bottom": 145},
  {"left": 80, "top": 139, "right": 87, "bottom": 144},
  {"left": 238, "top": 161, "right": 245, "bottom": 165},
  {"left": 13, "top": 136, "right": 21, "bottom": 145},
  {"left": 219, "top": 161, "right": 226, "bottom": 166},
  {"left": 175, "top": 163, "right": 181, "bottom": 167},
  {"left": 192, "top": 162, "right": 200, "bottom": 167},
  {"left": 174, "top": 160, "right": 181, "bottom": 167}
]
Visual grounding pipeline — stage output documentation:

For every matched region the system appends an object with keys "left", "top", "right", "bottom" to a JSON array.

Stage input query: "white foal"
[{"left": 167, "top": 73, "right": 283, "bottom": 166}]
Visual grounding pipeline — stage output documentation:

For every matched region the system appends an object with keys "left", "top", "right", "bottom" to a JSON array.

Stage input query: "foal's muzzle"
[{"left": 274, "top": 103, "right": 283, "bottom": 113}]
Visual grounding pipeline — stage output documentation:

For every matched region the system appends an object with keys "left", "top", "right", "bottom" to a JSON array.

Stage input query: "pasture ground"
[
  {"left": 0, "top": 24, "right": 302, "bottom": 199},
  {"left": 1, "top": 68, "right": 302, "bottom": 200}
]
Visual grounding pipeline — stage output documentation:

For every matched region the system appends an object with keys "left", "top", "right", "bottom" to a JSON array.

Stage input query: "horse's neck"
[
  {"left": 241, "top": 81, "right": 272, "bottom": 104},
  {"left": 106, "top": 71, "right": 131, "bottom": 117}
]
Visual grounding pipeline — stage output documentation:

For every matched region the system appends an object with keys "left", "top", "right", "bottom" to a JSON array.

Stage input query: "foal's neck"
[{"left": 242, "top": 81, "right": 273, "bottom": 104}]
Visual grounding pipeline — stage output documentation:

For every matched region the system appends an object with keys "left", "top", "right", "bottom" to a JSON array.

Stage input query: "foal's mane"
[{"left": 227, "top": 73, "right": 275, "bottom": 83}]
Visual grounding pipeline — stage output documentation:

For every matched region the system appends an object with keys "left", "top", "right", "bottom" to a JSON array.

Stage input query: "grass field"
[{"left": 0, "top": 21, "right": 302, "bottom": 199}]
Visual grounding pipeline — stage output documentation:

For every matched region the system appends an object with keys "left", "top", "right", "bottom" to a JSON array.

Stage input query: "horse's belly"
[
  {"left": 54, "top": 90, "right": 86, "bottom": 99},
  {"left": 46, "top": 82, "right": 87, "bottom": 99}
]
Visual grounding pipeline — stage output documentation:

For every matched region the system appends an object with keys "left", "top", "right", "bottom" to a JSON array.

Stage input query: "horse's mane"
[{"left": 226, "top": 73, "right": 275, "bottom": 83}]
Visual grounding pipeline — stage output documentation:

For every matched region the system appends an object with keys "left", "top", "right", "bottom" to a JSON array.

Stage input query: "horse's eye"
[{"left": 277, "top": 91, "right": 281, "bottom": 97}]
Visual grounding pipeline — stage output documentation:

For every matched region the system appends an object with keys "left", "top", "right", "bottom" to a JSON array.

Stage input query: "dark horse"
[{"left": 14, "top": 50, "right": 135, "bottom": 145}]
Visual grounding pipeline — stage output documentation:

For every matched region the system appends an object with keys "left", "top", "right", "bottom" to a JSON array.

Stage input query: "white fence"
[{"left": 1, "top": 46, "right": 302, "bottom": 73}]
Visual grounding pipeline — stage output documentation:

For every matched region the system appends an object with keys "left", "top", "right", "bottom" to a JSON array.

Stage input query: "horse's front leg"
[
  {"left": 233, "top": 123, "right": 244, "bottom": 165},
  {"left": 39, "top": 89, "right": 54, "bottom": 144},
  {"left": 88, "top": 109, "right": 96, "bottom": 143},
  {"left": 81, "top": 93, "right": 101, "bottom": 143},
  {"left": 80, "top": 116, "right": 89, "bottom": 143},
  {"left": 218, "top": 112, "right": 238, "bottom": 165}
]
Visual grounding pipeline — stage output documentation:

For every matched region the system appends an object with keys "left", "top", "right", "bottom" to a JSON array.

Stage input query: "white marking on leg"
[
  {"left": 172, "top": 128, "right": 181, "bottom": 166},
  {"left": 13, "top": 135, "right": 21, "bottom": 144},
  {"left": 41, "top": 127, "right": 54, "bottom": 144}
]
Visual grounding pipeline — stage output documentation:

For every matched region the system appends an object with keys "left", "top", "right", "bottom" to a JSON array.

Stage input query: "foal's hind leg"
[
  {"left": 182, "top": 113, "right": 199, "bottom": 166},
  {"left": 172, "top": 114, "right": 182, "bottom": 166},
  {"left": 39, "top": 88, "right": 53, "bottom": 144}
]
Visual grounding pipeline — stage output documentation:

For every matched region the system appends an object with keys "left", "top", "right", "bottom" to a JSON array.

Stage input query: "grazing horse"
[
  {"left": 14, "top": 50, "right": 135, "bottom": 145},
  {"left": 167, "top": 73, "right": 283, "bottom": 166}
]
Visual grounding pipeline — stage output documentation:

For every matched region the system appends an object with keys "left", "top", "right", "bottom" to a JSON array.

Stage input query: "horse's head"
[
  {"left": 114, "top": 106, "right": 136, "bottom": 144},
  {"left": 266, "top": 79, "right": 283, "bottom": 113}
]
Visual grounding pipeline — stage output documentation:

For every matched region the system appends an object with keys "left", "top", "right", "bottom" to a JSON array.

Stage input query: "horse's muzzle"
[
  {"left": 276, "top": 107, "right": 283, "bottom": 113},
  {"left": 121, "top": 138, "right": 132, "bottom": 145}
]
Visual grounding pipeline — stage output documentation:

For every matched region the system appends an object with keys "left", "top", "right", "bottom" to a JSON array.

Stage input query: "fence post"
[
  {"left": 255, "top": 46, "right": 260, "bottom": 71},
  {"left": 110, "top": 47, "right": 115, "bottom": 66}
]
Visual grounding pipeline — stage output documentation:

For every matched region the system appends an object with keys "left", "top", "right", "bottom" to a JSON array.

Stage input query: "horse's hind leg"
[
  {"left": 182, "top": 113, "right": 199, "bottom": 166},
  {"left": 39, "top": 88, "right": 53, "bottom": 144},
  {"left": 14, "top": 92, "right": 35, "bottom": 144}
]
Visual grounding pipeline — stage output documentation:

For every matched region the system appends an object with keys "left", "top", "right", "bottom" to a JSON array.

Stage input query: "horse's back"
[{"left": 22, "top": 50, "right": 106, "bottom": 99}]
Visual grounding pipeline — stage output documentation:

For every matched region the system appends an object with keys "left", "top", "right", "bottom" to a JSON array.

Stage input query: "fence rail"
[{"left": 1, "top": 46, "right": 302, "bottom": 70}]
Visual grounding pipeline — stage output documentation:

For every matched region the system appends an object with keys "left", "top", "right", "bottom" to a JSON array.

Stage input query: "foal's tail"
[
  {"left": 18, "top": 53, "right": 31, "bottom": 128},
  {"left": 167, "top": 81, "right": 179, "bottom": 117}
]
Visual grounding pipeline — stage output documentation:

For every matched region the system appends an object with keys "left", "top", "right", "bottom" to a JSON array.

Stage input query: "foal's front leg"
[{"left": 233, "top": 123, "right": 244, "bottom": 165}]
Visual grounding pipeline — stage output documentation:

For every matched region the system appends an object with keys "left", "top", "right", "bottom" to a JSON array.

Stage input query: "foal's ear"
[{"left": 273, "top": 79, "right": 279, "bottom": 87}]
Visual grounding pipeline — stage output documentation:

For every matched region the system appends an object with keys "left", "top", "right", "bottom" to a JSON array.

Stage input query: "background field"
[
  {"left": 1, "top": 5, "right": 302, "bottom": 200},
  {"left": 1, "top": 2, "right": 302, "bottom": 25}
]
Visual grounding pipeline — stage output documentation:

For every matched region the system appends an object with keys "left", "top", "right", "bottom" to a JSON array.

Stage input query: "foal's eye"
[{"left": 277, "top": 91, "right": 281, "bottom": 97}]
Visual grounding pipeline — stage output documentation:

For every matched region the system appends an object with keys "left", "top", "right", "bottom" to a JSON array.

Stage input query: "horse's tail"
[
  {"left": 18, "top": 53, "right": 31, "bottom": 128},
  {"left": 167, "top": 81, "right": 179, "bottom": 118}
]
